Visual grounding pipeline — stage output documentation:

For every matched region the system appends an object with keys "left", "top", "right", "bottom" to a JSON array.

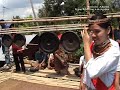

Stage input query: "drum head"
[
  {"left": 60, "top": 31, "right": 80, "bottom": 52},
  {"left": 13, "top": 34, "right": 26, "bottom": 46},
  {"left": 39, "top": 32, "right": 59, "bottom": 53},
  {"left": 2, "top": 34, "right": 13, "bottom": 47}
]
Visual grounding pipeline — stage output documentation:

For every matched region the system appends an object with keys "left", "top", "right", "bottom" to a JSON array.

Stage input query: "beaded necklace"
[{"left": 92, "top": 40, "right": 111, "bottom": 58}]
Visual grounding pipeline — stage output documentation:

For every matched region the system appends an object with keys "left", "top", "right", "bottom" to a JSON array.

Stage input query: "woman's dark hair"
[
  {"left": 89, "top": 12, "right": 111, "bottom": 29},
  {"left": 89, "top": 12, "right": 113, "bottom": 38}
]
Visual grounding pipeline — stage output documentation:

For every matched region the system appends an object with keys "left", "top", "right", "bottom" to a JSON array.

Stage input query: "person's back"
[
  {"left": 35, "top": 51, "right": 47, "bottom": 62},
  {"left": 34, "top": 49, "right": 48, "bottom": 69},
  {"left": 48, "top": 47, "right": 70, "bottom": 75}
]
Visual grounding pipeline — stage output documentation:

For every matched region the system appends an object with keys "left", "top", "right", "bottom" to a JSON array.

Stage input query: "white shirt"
[
  {"left": 0, "top": 46, "right": 5, "bottom": 61},
  {"left": 110, "top": 39, "right": 120, "bottom": 71},
  {"left": 83, "top": 39, "right": 120, "bottom": 89},
  {"left": 0, "top": 45, "right": 13, "bottom": 62}
]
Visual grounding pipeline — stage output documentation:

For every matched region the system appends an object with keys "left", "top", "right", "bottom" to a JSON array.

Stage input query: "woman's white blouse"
[{"left": 83, "top": 39, "right": 120, "bottom": 89}]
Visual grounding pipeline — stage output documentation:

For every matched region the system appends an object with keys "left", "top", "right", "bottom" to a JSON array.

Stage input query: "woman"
[{"left": 80, "top": 13, "right": 120, "bottom": 90}]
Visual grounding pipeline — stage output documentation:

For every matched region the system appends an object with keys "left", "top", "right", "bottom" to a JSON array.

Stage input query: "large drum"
[
  {"left": 39, "top": 32, "right": 59, "bottom": 53},
  {"left": 13, "top": 34, "right": 26, "bottom": 47},
  {"left": 60, "top": 31, "right": 80, "bottom": 52},
  {"left": 2, "top": 34, "right": 13, "bottom": 47}
]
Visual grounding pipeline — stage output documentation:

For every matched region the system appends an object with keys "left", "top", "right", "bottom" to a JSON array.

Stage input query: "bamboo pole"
[
  {"left": 0, "top": 14, "right": 120, "bottom": 24},
  {"left": 0, "top": 16, "right": 88, "bottom": 24},
  {"left": 0, "top": 23, "right": 88, "bottom": 34},
  {"left": 86, "top": 0, "right": 90, "bottom": 16}
]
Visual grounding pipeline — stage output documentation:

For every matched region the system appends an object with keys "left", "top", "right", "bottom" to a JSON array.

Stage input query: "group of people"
[
  {"left": 79, "top": 12, "right": 120, "bottom": 90},
  {"left": 1, "top": 12, "right": 120, "bottom": 90},
  {"left": 27, "top": 46, "right": 70, "bottom": 75},
  {"left": 0, "top": 34, "right": 26, "bottom": 73},
  {"left": 0, "top": 33, "right": 70, "bottom": 75}
]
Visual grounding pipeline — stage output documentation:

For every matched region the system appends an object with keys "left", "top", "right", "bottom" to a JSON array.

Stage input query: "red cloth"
[
  {"left": 92, "top": 78, "right": 115, "bottom": 90},
  {"left": 58, "top": 34, "right": 62, "bottom": 40},
  {"left": 90, "top": 42, "right": 94, "bottom": 52},
  {"left": 12, "top": 44, "right": 23, "bottom": 54}
]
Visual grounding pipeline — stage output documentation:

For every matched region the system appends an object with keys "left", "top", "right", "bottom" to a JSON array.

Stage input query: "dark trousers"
[
  {"left": 0, "top": 61, "right": 5, "bottom": 67},
  {"left": 13, "top": 53, "right": 25, "bottom": 72}
]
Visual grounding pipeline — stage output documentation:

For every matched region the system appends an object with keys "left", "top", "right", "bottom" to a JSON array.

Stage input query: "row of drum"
[{"left": 0, "top": 31, "right": 81, "bottom": 54}]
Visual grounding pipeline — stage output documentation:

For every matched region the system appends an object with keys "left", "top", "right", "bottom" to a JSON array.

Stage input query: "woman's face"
[{"left": 89, "top": 24, "right": 110, "bottom": 45}]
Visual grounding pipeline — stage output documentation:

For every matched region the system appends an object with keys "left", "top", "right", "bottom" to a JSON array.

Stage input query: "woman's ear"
[
  {"left": 107, "top": 26, "right": 114, "bottom": 39},
  {"left": 107, "top": 29, "right": 110, "bottom": 35},
  {"left": 107, "top": 26, "right": 111, "bottom": 35}
]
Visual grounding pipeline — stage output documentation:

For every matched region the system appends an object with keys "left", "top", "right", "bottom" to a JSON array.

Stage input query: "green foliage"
[
  {"left": 41, "top": 0, "right": 64, "bottom": 17},
  {"left": 13, "top": 16, "right": 21, "bottom": 19},
  {"left": 74, "top": 43, "right": 84, "bottom": 57},
  {"left": 111, "top": 17, "right": 119, "bottom": 28},
  {"left": 26, "top": 14, "right": 33, "bottom": 19},
  {"left": 38, "top": 0, "right": 86, "bottom": 17},
  {"left": 37, "top": 0, "right": 120, "bottom": 28},
  {"left": 39, "top": 0, "right": 120, "bottom": 17}
]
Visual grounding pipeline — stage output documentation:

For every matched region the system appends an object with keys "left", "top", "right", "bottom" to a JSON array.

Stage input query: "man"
[
  {"left": 12, "top": 34, "right": 26, "bottom": 73},
  {"left": 0, "top": 39, "right": 5, "bottom": 68},
  {"left": 2, "top": 34, "right": 13, "bottom": 69},
  {"left": 29, "top": 48, "right": 48, "bottom": 72}
]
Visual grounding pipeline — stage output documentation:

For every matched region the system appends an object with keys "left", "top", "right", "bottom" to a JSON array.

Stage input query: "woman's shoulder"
[
  {"left": 107, "top": 39, "right": 120, "bottom": 56},
  {"left": 110, "top": 39, "right": 119, "bottom": 47}
]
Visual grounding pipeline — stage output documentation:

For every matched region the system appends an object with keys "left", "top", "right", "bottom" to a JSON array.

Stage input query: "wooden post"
[
  {"left": 86, "top": 0, "right": 90, "bottom": 16},
  {"left": 29, "top": 0, "right": 37, "bottom": 19}
]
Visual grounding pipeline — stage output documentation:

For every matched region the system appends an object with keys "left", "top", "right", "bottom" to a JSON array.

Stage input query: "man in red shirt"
[{"left": 12, "top": 34, "right": 26, "bottom": 73}]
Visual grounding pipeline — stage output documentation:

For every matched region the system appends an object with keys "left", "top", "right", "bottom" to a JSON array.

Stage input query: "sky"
[{"left": 0, "top": 0, "right": 44, "bottom": 20}]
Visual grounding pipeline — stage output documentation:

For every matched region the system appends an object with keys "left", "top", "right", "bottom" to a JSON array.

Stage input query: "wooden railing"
[{"left": 0, "top": 12, "right": 120, "bottom": 34}]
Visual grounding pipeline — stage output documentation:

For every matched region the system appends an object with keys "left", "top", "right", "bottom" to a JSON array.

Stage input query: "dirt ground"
[
  {"left": 0, "top": 63, "right": 80, "bottom": 90},
  {"left": 0, "top": 79, "right": 78, "bottom": 90}
]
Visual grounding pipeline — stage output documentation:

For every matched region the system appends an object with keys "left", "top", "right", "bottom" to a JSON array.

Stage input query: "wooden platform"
[{"left": 0, "top": 64, "right": 80, "bottom": 90}]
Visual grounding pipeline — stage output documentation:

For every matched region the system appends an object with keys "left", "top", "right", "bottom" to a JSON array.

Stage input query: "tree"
[
  {"left": 38, "top": 0, "right": 86, "bottom": 17},
  {"left": 38, "top": 7, "right": 46, "bottom": 17},
  {"left": 38, "top": 0, "right": 120, "bottom": 17},
  {"left": 43, "top": 0, "right": 64, "bottom": 17},
  {"left": 13, "top": 16, "right": 21, "bottom": 19},
  {"left": 63, "top": 0, "right": 86, "bottom": 15},
  {"left": 89, "top": 0, "right": 120, "bottom": 13},
  {"left": 26, "top": 14, "right": 33, "bottom": 19}
]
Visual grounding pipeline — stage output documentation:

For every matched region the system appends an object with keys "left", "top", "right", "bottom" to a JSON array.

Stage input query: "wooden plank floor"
[{"left": 0, "top": 64, "right": 80, "bottom": 90}]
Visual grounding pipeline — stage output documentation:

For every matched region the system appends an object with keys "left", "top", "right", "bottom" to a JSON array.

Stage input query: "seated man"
[
  {"left": 1, "top": 34, "right": 13, "bottom": 69},
  {"left": 35, "top": 48, "right": 48, "bottom": 69},
  {"left": 30, "top": 48, "right": 48, "bottom": 72}
]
